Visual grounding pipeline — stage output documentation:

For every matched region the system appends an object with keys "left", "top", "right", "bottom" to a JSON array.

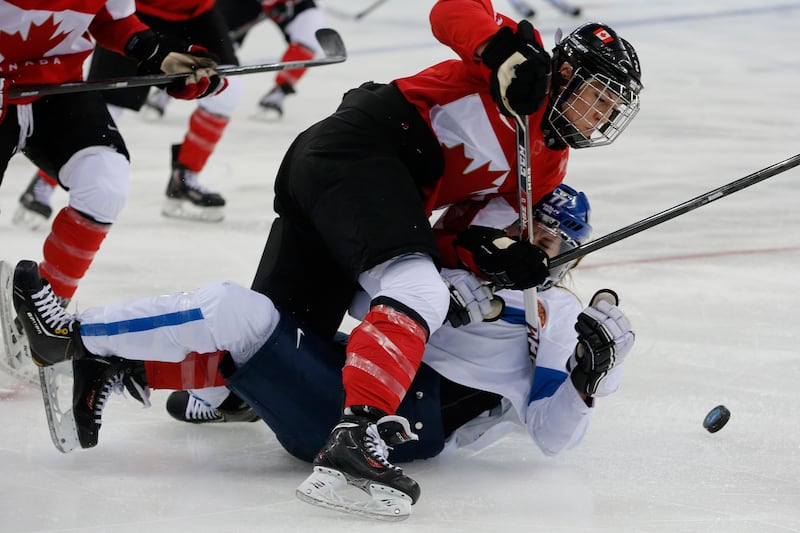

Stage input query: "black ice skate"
[
  {"left": 13, "top": 171, "right": 54, "bottom": 230},
  {"left": 40, "top": 356, "right": 151, "bottom": 452},
  {"left": 162, "top": 144, "right": 226, "bottom": 222},
  {"left": 296, "top": 405, "right": 420, "bottom": 521},
  {"left": 166, "top": 390, "right": 260, "bottom": 423},
  {"left": 12, "top": 260, "right": 86, "bottom": 366},
  {"left": 257, "top": 83, "right": 295, "bottom": 118}
]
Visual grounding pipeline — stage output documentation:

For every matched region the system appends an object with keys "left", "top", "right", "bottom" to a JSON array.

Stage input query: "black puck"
[{"left": 703, "top": 405, "right": 730, "bottom": 433}]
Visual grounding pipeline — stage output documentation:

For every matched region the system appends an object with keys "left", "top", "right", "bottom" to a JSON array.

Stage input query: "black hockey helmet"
[{"left": 545, "top": 22, "right": 642, "bottom": 149}]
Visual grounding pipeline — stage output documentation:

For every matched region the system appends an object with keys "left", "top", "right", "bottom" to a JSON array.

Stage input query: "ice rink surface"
[{"left": 1, "top": 1, "right": 800, "bottom": 531}]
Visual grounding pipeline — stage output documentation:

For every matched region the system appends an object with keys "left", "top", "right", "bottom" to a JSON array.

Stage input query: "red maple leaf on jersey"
[
  {"left": 436, "top": 143, "right": 510, "bottom": 206},
  {"left": 0, "top": 15, "right": 71, "bottom": 64}
]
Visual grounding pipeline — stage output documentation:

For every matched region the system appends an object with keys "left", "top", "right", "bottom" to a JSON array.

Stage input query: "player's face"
[
  {"left": 561, "top": 78, "right": 624, "bottom": 139},
  {"left": 532, "top": 221, "right": 564, "bottom": 258}
]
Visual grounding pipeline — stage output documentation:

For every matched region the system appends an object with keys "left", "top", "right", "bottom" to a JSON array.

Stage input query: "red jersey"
[
  {"left": 135, "top": 0, "right": 214, "bottom": 22},
  {"left": 393, "top": 0, "right": 568, "bottom": 217},
  {"left": 0, "top": 0, "right": 147, "bottom": 102}
]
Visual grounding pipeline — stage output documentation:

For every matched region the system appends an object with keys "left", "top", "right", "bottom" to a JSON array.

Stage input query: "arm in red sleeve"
[
  {"left": 430, "top": 0, "right": 507, "bottom": 63},
  {"left": 89, "top": 5, "right": 148, "bottom": 56}
]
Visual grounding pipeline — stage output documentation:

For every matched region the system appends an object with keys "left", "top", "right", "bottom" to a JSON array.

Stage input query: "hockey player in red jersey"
[
  {"left": 144, "top": 0, "right": 330, "bottom": 119},
  {"left": 0, "top": 0, "right": 226, "bottom": 300},
  {"left": 8, "top": 0, "right": 642, "bottom": 519},
  {"left": 13, "top": 0, "right": 242, "bottom": 224}
]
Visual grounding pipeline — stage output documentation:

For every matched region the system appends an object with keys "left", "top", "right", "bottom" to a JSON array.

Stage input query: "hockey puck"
[{"left": 703, "top": 405, "right": 730, "bottom": 433}]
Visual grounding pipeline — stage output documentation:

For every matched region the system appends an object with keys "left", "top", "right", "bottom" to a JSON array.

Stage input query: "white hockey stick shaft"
[
  {"left": 515, "top": 115, "right": 540, "bottom": 363},
  {"left": 550, "top": 152, "right": 800, "bottom": 268},
  {"left": 8, "top": 29, "right": 345, "bottom": 99}
]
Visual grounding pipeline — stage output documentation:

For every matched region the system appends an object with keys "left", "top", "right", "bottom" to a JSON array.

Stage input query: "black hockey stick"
[
  {"left": 228, "top": 12, "right": 267, "bottom": 42},
  {"left": 545, "top": 0, "right": 582, "bottom": 17},
  {"left": 515, "top": 115, "right": 541, "bottom": 363},
  {"left": 507, "top": 0, "right": 536, "bottom": 18},
  {"left": 324, "top": 0, "right": 389, "bottom": 21},
  {"left": 8, "top": 28, "right": 345, "bottom": 99},
  {"left": 550, "top": 153, "right": 800, "bottom": 269}
]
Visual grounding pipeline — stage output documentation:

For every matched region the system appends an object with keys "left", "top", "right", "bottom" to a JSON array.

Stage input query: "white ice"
[{"left": 1, "top": 1, "right": 800, "bottom": 531}]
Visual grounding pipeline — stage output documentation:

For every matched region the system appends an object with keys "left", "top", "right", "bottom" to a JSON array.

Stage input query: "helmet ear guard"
[{"left": 546, "top": 23, "right": 642, "bottom": 149}]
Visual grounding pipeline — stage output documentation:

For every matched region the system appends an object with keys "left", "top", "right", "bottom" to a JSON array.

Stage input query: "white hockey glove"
[
  {"left": 442, "top": 268, "right": 505, "bottom": 327},
  {"left": 567, "top": 289, "right": 634, "bottom": 396}
]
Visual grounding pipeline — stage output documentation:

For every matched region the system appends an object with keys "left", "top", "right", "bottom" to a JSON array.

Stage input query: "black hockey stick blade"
[
  {"left": 8, "top": 28, "right": 346, "bottom": 99},
  {"left": 550, "top": 153, "right": 800, "bottom": 268}
]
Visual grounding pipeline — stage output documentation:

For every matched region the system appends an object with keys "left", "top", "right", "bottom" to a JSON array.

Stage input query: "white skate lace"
[
  {"left": 32, "top": 284, "right": 75, "bottom": 333},
  {"left": 93, "top": 378, "right": 115, "bottom": 425},
  {"left": 365, "top": 424, "right": 399, "bottom": 471},
  {"left": 108, "top": 371, "right": 152, "bottom": 408},
  {"left": 185, "top": 393, "right": 221, "bottom": 421}
]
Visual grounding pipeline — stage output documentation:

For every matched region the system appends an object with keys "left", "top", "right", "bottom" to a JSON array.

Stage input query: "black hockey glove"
[
  {"left": 454, "top": 226, "right": 549, "bottom": 291},
  {"left": 125, "top": 31, "right": 227, "bottom": 99},
  {"left": 481, "top": 20, "right": 551, "bottom": 118},
  {"left": 567, "top": 290, "right": 635, "bottom": 396}
]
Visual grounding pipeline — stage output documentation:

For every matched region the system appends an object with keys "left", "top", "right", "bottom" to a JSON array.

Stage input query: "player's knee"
[
  {"left": 61, "top": 146, "right": 129, "bottom": 223},
  {"left": 360, "top": 253, "right": 450, "bottom": 336}
]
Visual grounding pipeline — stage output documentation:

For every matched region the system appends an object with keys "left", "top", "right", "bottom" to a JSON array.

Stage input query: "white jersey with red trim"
[
  {"left": 394, "top": 0, "right": 569, "bottom": 215},
  {"left": 0, "top": 0, "right": 146, "bottom": 101}
]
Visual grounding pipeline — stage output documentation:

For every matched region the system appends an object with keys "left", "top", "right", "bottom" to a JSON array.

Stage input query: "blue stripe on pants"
[{"left": 80, "top": 309, "right": 204, "bottom": 337}]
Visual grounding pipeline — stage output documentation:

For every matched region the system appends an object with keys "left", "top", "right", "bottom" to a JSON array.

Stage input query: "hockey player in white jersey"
[{"left": 11, "top": 184, "right": 634, "bottom": 520}]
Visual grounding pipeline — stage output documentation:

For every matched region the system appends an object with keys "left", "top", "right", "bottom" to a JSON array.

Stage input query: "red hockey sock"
[
  {"left": 39, "top": 207, "right": 109, "bottom": 299},
  {"left": 342, "top": 304, "right": 428, "bottom": 414},
  {"left": 178, "top": 108, "right": 230, "bottom": 171},
  {"left": 143, "top": 351, "right": 228, "bottom": 390},
  {"left": 275, "top": 43, "right": 314, "bottom": 87}
]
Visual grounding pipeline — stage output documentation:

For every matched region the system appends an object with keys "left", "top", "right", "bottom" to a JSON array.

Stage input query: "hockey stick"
[
  {"left": 324, "top": 0, "right": 389, "bottom": 21},
  {"left": 8, "top": 28, "right": 346, "bottom": 99},
  {"left": 544, "top": 0, "right": 582, "bottom": 17},
  {"left": 508, "top": 0, "right": 536, "bottom": 18},
  {"left": 550, "top": 153, "right": 800, "bottom": 269},
  {"left": 228, "top": 12, "right": 267, "bottom": 42},
  {"left": 515, "top": 115, "right": 541, "bottom": 363}
]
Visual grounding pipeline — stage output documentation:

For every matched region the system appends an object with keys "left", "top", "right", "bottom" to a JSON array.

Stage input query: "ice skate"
[
  {"left": 166, "top": 390, "right": 260, "bottom": 423},
  {"left": 162, "top": 144, "right": 226, "bottom": 222},
  {"left": 40, "top": 356, "right": 150, "bottom": 452},
  {"left": 142, "top": 87, "right": 171, "bottom": 119},
  {"left": 257, "top": 83, "right": 294, "bottom": 119},
  {"left": 296, "top": 405, "right": 420, "bottom": 521},
  {"left": 12, "top": 260, "right": 86, "bottom": 366},
  {"left": 12, "top": 171, "right": 55, "bottom": 230},
  {"left": 0, "top": 261, "right": 36, "bottom": 384}
]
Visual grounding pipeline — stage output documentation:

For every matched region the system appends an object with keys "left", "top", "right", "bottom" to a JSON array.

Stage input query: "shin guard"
[
  {"left": 275, "top": 43, "right": 314, "bottom": 87},
  {"left": 40, "top": 207, "right": 109, "bottom": 299},
  {"left": 342, "top": 302, "right": 428, "bottom": 415},
  {"left": 178, "top": 108, "right": 230, "bottom": 171}
]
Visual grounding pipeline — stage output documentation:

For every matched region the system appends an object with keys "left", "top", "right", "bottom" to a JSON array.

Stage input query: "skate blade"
[
  {"left": 250, "top": 105, "right": 283, "bottom": 122},
  {"left": 11, "top": 206, "right": 49, "bottom": 231},
  {"left": 0, "top": 261, "right": 38, "bottom": 386},
  {"left": 161, "top": 199, "right": 225, "bottom": 223},
  {"left": 295, "top": 467, "right": 412, "bottom": 521},
  {"left": 39, "top": 363, "right": 80, "bottom": 453}
]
